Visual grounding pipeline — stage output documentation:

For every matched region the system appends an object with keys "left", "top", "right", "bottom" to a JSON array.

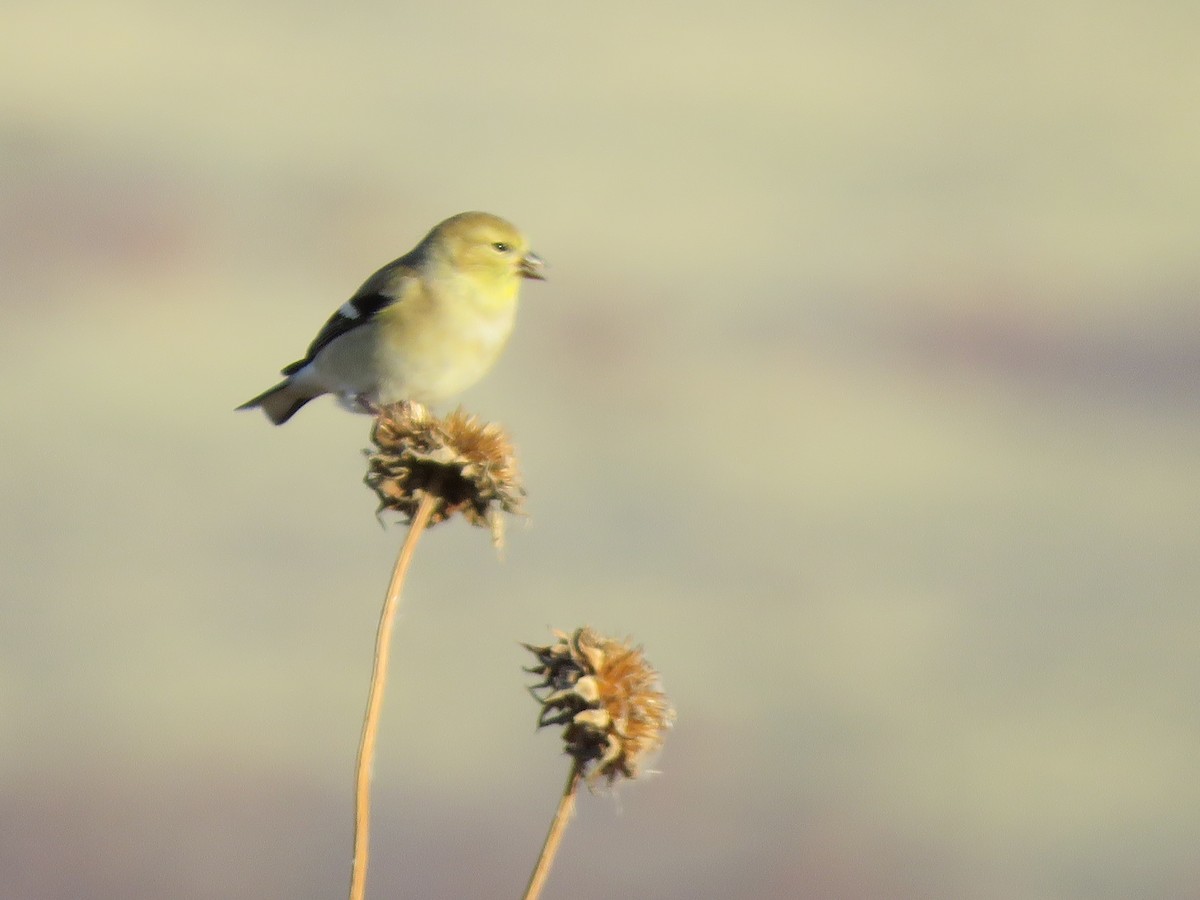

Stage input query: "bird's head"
[{"left": 428, "top": 212, "right": 546, "bottom": 293}]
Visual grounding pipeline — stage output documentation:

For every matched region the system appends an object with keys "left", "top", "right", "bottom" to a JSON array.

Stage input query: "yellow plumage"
[{"left": 238, "top": 212, "right": 545, "bottom": 424}]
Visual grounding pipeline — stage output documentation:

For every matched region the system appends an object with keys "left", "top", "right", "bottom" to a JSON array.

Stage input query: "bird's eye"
[{"left": 492, "top": 242, "right": 511, "bottom": 253}]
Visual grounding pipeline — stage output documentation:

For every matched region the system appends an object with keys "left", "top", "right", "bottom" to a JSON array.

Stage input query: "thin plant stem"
[
  {"left": 522, "top": 761, "right": 583, "bottom": 900},
  {"left": 349, "top": 488, "right": 440, "bottom": 900}
]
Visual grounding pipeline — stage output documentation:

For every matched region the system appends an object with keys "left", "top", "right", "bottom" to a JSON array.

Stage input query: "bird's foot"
[{"left": 353, "top": 394, "right": 381, "bottom": 416}]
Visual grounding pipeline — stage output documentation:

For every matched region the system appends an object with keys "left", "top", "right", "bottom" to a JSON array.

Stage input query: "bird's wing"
[{"left": 281, "top": 255, "right": 420, "bottom": 376}]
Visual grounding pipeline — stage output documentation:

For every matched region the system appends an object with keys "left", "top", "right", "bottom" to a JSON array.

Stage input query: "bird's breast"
[{"left": 374, "top": 282, "right": 518, "bottom": 405}]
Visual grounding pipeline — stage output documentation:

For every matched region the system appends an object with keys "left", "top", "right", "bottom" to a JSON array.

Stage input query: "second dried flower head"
[{"left": 525, "top": 627, "right": 675, "bottom": 785}]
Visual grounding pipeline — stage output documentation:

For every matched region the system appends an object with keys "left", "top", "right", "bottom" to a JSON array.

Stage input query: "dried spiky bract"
[
  {"left": 365, "top": 403, "right": 524, "bottom": 547},
  {"left": 525, "top": 627, "right": 674, "bottom": 785}
]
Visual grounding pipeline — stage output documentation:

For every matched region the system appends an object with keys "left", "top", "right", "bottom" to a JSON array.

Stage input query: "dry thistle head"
[
  {"left": 365, "top": 403, "right": 524, "bottom": 547},
  {"left": 525, "top": 627, "right": 675, "bottom": 785}
]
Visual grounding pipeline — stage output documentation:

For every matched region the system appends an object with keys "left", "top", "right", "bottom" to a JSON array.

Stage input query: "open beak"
[{"left": 519, "top": 252, "right": 547, "bottom": 280}]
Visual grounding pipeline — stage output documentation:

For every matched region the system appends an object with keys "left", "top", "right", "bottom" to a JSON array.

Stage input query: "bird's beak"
[{"left": 519, "top": 252, "right": 547, "bottom": 280}]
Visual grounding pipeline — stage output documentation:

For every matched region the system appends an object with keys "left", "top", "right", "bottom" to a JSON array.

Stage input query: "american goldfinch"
[{"left": 238, "top": 211, "right": 545, "bottom": 425}]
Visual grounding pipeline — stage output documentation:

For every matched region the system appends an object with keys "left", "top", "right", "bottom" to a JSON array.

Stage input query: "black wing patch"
[{"left": 281, "top": 291, "right": 394, "bottom": 375}]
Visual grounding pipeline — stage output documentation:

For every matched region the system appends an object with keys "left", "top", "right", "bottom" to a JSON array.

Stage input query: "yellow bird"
[{"left": 238, "top": 211, "right": 545, "bottom": 424}]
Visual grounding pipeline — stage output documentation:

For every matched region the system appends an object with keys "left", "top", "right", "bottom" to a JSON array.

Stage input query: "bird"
[{"left": 237, "top": 211, "right": 545, "bottom": 425}]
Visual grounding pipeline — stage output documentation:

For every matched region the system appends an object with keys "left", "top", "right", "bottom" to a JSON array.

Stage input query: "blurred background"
[{"left": 2, "top": 1, "right": 1198, "bottom": 897}]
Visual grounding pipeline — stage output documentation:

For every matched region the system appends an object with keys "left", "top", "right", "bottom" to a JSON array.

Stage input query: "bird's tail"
[{"left": 236, "top": 379, "right": 320, "bottom": 425}]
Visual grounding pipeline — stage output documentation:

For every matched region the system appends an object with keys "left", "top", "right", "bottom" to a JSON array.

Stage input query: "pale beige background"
[{"left": 2, "top": 1, "right": 1198, "bottom": 898}]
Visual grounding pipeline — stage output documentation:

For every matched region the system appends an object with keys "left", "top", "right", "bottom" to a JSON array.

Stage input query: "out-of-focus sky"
[{"left": 2, "top": 1, "right": 1198, "bottom": 898}]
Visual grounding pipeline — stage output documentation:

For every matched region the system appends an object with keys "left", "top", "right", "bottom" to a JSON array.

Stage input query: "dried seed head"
[
  {"left": 525, "top": 627, "right": 675, "bottom": 785},
  {"left": 365, "top": 403, "right": 524, "bottom": 547}
]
